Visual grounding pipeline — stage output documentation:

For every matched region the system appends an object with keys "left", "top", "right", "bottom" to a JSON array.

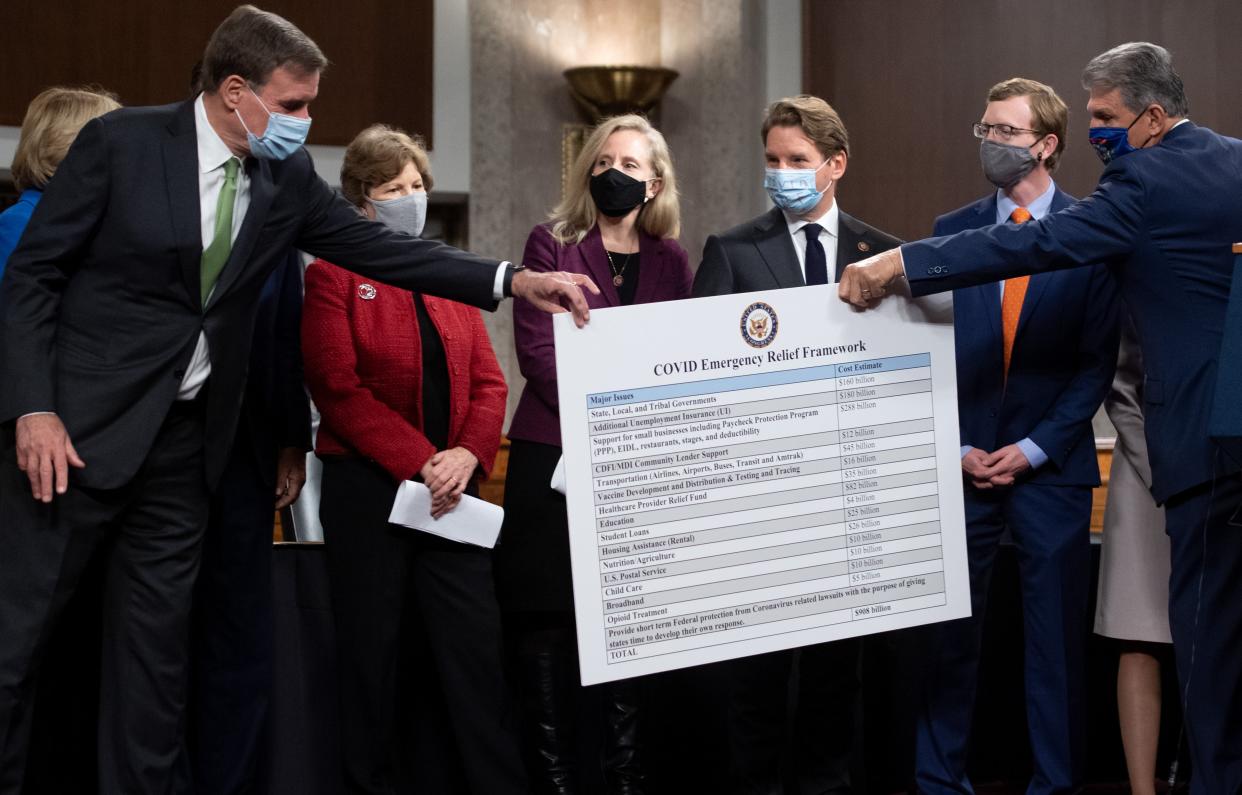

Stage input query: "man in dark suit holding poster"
[
  {"left": 0, "top": 6, "right": 594, "bottom": 793},
  {"left": 841, "top": 43, "right": 1242, "bottom": 795},
  {"left": 694, "top": 95, "right": 901, "bottom": 795}
]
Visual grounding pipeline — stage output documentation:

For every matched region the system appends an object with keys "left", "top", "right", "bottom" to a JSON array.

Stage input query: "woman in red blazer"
[
  {"left": 494, "top": 115, "right": 693, "bottom": 794},
  {"left": 302, "top": 125, "right": 525, "bottom": 794}
]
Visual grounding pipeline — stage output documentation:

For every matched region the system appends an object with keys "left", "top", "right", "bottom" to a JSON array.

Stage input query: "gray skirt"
[{"left": 1094, "top": 448, "right": 1172, "bottom": 644}]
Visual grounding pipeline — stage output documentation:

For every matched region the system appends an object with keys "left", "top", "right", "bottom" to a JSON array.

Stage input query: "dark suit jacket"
[
  {"left": 508, "top": 223, "right": 692, "bottom": 447},
  {"left": 239, "top": 251, "right": 312, "bottom": 488},
  {"left": 904, "top": 122, "right": 1242, "bottom": 502},
  {"left": 302, "top": 257, "right": 507, "bottom": 483},
  {"left": 943, "top": 189, "right": 1119, "bottom": 488},
  {"left": 0, "top": 100, "right": 501, "bottom": 490},
  {"left": 693, "top": 205, "right": 901, "bottom": 296}
]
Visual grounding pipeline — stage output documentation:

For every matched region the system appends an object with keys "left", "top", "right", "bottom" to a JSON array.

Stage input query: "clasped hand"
[
  {"left": 961, "top": 444, "right": 1031, "bottom": 489},
  {"left": 420, "top": 447, "right": 479, "bottom": 518}
]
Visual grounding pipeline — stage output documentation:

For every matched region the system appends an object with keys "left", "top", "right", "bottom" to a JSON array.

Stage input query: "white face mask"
[{"left": 369, "top": 191, "right": 427, "bottom": 238}]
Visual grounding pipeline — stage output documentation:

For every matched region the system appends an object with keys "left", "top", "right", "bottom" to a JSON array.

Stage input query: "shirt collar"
[
  {"left": 785, "top": 199, "right": 840, "bottom": 238},
  {"left": 194, "top": 93, "right": 244, "bottom": 175},
  {"left": 996, "top": 178, "right": 1056, "bottom": 223}
]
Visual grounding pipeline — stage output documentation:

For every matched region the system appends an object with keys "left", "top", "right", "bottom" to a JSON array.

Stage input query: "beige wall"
[{"left": 469, "top": 0, "right": 775, "bottom": 425}]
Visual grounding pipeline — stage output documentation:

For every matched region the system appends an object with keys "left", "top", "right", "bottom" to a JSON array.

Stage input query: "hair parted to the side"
[
  {"left": 761, "top": 95, "right": 849, "bottom": 159},
  {"left": 987, "top": 77, "right": 1069, "bottom": 172},
  {"left": 1081, "top": 42, "right": 1188, "bottom": 117},
  {"left": 11, "top": 86, "right": 121, "bottom": 192},
  {"left": 201, "top": 5, "right": 328, "bottom": 92},
  {"left": 549, "top": 114, "right": 680, "bottom": 245},
  {"left": 340, "top": 124, "right": 434, "bottom": 208}
]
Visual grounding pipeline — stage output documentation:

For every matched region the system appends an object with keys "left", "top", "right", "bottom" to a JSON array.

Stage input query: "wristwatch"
[{"left": 503, "top": 263, "right": 527, "bottom": 298}]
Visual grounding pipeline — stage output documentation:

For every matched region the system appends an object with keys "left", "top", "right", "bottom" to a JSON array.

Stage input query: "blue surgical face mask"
[
  {"left": 1088, "top": 109, "right": 1149, "bottom": 165},
  {"left": 764, "top": 158, "right": 831, "bottom": 214},
  {"left": 235, "top": 86, "right": 312, "bottom": 161}
]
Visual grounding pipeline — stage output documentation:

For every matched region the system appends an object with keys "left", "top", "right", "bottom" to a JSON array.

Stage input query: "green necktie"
[{"left": 200, "top": 157, "right": 240, "bottom": 305}]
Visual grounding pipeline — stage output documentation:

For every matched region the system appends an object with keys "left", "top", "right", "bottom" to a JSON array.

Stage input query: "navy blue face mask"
[{"left": 1088, "top": 109, "right": 1151, "bottom": 165}]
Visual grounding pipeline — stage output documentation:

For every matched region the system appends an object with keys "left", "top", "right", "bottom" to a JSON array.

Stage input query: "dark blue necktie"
[{"left": 803, "top": 223, "right": 828, "bottom": 285}]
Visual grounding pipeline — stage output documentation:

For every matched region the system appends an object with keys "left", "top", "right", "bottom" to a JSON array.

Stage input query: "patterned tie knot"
[
  {"left": 1009, "top": 207, "right": 1032, "bottom": 224},
  {"left": 804, "top": 223, "right": 822, "bottom": 242}
]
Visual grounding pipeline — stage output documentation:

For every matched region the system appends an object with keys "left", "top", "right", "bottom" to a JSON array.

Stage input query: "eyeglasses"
[{"left": 972, "top": 122, "right": 1046, "bottom": 142}]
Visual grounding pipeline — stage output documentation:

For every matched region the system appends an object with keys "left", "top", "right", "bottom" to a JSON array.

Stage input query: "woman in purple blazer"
[{"left": 495, "top": 114, "right": 691, "bottom": 794}]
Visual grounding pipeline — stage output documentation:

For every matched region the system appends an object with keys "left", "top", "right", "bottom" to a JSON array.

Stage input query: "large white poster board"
[{"left": 553, "top": 286, "right": 969, "bottom": 684}]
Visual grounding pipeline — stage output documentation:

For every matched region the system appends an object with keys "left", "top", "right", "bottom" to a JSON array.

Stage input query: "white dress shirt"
[
  {"left": 784, "top": 200, "right": 840, "bottom": 283},
  {"left": 177, "top": 95, "right": 252, "bottom": 400}
]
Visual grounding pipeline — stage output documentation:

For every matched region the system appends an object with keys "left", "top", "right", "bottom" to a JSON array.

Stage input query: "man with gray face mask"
[{"left": 913, "top": 77, "right": 1120, "bottom": 795}]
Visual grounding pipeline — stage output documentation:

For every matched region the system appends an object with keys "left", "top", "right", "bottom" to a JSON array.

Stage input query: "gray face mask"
[
  {"left": 370, "top": 191, "right": 427, "bottom": 237},
  {"left": 979, "top": 138, "right": 1043, "bottom": 189}
]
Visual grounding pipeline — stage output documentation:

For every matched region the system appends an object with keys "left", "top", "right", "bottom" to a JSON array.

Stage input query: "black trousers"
[
  {"left": 186, "top": 423, "right": 274, "bottom": 795},
  {"left": 318, "top": 456, "right": 526, "bottom": 795},
  {"left": 1165, "top": 467, "right": 1242, "bottom": 795},
  {"left": 0, "top": 401, "right": 209, "bottom": 795},
  {"left": 728, "top": 638, "right": 860, "bottom": 795}
]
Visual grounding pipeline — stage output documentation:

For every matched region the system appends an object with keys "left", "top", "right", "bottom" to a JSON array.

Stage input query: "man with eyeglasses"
[
  {"left": 842, "top": 43, "right": 1242, "bottom": 794},
  {"left": 913, "top": 77, "right": 1119, "bottom": 795}
]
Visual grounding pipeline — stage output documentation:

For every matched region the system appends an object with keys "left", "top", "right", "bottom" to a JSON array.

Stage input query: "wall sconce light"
[
  {"left": 561, "top": 65, "right": 679, "bottom": 196},
  {"left": 564, "top": 65, "right": 679, "bottom": 121}
]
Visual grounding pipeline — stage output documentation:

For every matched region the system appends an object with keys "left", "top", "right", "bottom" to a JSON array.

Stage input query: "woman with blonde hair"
[
  {"left": 495, "top": 114, "right": 691, "bottom": 795},
  {"left": 0, "top": 86, "right": 120, "bottom": 274}
]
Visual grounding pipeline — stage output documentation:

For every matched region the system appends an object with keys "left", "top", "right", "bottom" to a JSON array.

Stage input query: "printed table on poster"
[{"left": 553, "top": 285, "right": 969, "bottom": 684}]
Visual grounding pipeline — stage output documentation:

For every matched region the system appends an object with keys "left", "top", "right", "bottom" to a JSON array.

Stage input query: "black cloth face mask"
[{"left": 589, "top": 168, "right": 649, "bottom": 217}]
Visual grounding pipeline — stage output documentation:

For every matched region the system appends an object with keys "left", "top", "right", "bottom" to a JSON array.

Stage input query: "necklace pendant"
[{"left": 613, "top": 274, "right": 625, "bottom": 287}]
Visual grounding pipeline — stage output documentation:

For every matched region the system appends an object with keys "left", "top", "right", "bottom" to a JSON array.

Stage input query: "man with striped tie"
[{"left": 914, "top": 78, "right": 1120, "bottom": 795}]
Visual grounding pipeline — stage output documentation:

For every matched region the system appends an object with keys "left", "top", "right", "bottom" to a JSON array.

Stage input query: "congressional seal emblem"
[
  {"left": 740, "top": 301, "right": 778, "bottom": 348},
  {"left": 357, "top": 283, "right": 377, "bottom": 300}
]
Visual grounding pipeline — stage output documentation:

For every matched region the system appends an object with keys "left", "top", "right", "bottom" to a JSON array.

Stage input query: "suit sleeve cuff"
[
  {"left": 1016, "top": 438, "right": 1048, "bottom": 470},
  {"left": 493, "top": 262, "right": 510, "bottom": 301}
]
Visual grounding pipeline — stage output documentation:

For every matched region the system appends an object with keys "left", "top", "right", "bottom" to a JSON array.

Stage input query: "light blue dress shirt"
[{"left": 960, "top": 180, "right": 1055, "bottom": 471}]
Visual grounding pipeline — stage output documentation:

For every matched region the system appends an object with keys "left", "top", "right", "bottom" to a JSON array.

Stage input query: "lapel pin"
[
  {"left": 358, "top": 284, "right": 377, "bottom": 300},
  {"left": 857, "top": 241, "right": 871, "bottom": 253}
]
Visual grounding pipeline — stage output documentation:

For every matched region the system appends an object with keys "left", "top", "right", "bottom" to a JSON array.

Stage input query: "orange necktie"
[{"left": 1001, "top": 207, "right": 1032, "bottom": 380}]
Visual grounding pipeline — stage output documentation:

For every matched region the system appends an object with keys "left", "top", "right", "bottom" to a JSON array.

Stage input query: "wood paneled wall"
[
  {"left": 802, "top": 0, "right": 1242, "bottom": 242},
  {"left": 0, "top": 1, "right": 434, "bottom": 147}
]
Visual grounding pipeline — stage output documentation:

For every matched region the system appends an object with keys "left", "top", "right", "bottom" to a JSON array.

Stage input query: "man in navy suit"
[
  {"left": 842, "top": 43, "right": 1242, "bottom": 794},
  {"left": 915, "top": 78, "right": 1119, "bottom": 795},
  {"left": 695, "top": 95, "right": 902, "bottom": 795},
  {"left": 0, "top": 7, "right": 593, "bottom": 792}
]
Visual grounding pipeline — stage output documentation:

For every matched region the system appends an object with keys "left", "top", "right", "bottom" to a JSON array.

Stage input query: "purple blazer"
[{"left": 509, "top": 223, "right": 692, "bottom": 446}]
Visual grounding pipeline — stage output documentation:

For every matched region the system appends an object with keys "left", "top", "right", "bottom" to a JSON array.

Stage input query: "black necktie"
[{"left": 804, "top": 223, "right": 828, "bottom": 285}]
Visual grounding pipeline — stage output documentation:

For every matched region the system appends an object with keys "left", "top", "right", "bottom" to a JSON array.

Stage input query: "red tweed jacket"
[{"left": 302, "top": 258, "right": 507, "bottom": 483}]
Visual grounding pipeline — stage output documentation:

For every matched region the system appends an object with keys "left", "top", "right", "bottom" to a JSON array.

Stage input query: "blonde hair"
[
  {"left": 11, "top": 87, "right": 120, "bottom": 191},
  {"left": 550, "top": 114, "right": 680, "bottom": 245},
  {"left": 339, "top": 124, "right": 433, "bottom": 208},
  {"left": 761, "top": 95, "right": 849, "bottom": 159}
]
